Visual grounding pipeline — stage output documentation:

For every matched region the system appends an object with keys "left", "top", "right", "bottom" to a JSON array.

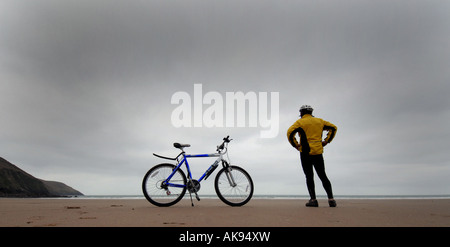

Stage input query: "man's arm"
[
  {"left": 287, "top": 123, "right": 300, "bottom": 149},
  {"left": 323, "top": 120, "right": 337, "bottom": 144}
]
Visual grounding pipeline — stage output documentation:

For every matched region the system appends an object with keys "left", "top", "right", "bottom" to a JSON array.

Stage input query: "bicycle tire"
[
  {"left": 214, "top": 165, "right": 254, "bottom": 207},
  {"left": 142, "top": 163, "right": 187, "bottom": 207}
]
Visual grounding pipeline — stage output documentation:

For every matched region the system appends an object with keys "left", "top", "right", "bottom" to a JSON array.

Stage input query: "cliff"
[{"left": 0, "top": 157, "right": 83, "bottom": 197}]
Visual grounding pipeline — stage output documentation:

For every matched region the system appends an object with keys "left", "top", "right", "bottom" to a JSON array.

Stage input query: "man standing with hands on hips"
[{"left": 287, "top": 105, "right": 338, "bottom": 207}]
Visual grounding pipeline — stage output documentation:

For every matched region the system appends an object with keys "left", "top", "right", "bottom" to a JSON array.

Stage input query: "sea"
[{"left": 65, "top": 194, "right": 450, "bottom": 200}]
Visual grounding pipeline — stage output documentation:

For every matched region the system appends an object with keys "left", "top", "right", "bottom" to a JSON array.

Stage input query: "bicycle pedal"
[{"left": 195, "top": 194, "right": 200, "bottom": 201}]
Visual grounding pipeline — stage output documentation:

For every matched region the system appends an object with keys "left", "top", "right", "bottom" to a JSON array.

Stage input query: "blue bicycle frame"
[{"left": 163, "top": 152, "right": 224, "bottom": 189}]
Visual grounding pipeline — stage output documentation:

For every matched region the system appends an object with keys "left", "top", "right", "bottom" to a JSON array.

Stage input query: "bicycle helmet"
[{"left": 299, "top": 105, "right": 314, "bottom": 117}]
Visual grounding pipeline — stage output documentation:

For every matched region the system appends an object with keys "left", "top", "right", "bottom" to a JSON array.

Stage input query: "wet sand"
[{"left": 1, "top": 198, "right": 449, "bottom": 227}]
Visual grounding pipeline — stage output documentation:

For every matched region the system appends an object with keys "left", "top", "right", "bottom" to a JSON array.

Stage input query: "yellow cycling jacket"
[{"left": 287, "top": 114, "right": 337, "bottom": 155}]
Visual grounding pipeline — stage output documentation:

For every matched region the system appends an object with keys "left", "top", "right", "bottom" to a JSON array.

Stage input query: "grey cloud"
[{"left": 1, "top": 0, "right": 449, "bottom": 195}]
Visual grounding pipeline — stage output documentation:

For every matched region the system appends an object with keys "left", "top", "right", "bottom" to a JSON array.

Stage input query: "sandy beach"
[{"left": 1, "top": 198, "right": 449, "bottom": 227}]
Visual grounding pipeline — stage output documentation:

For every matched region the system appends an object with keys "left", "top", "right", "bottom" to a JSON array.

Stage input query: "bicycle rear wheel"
[
  {"left": 142, "top": 163, "right": 187, "bottom": 207},
  {"left": 214, "top": 165, "right": 254, "bottom": 207}
]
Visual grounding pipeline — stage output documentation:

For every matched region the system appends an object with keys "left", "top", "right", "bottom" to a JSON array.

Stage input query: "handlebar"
[
  {"left": 217, "top": 135, "right": 232, "bottom": 152},
  {"left": 223, "top": 135, "right": 231, "bottom": 143}
]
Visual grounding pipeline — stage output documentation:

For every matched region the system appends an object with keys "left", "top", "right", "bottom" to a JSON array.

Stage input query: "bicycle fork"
[
  {"left": 225, "top": 167, "right": 237, "bottom": 187},
  {"left": 222, "top": 161, "right": 237, "bottom": 187}
]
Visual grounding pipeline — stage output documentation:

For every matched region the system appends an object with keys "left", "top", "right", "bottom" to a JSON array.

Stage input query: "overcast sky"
[{"left": 1, "top": 0, "right": 449, "bottom": 196}]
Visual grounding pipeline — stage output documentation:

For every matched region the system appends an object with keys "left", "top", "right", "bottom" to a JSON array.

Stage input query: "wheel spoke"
[
  {"left": 215, "top": 166, "right": 253, "bottom": 206},
  {"left": 142, "top": 164, "right": 186, "bottom": 207}
]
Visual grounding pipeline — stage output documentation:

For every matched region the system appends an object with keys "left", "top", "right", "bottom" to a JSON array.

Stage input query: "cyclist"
[{"left": 287, "top": 105, "right": 337, "bottom": 207}]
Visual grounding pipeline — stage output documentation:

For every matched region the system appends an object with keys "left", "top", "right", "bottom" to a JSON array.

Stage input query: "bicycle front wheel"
[
  {"left": 214, "top": 165, "right": 254, "bottom": 207},
  {"left": 142, "top": 163, "right": 187, "bottom": 207}
]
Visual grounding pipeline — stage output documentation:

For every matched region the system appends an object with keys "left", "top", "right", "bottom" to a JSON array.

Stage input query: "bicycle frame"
[{"left": 163, "top": 151, "right": 228, "bottom": 189}]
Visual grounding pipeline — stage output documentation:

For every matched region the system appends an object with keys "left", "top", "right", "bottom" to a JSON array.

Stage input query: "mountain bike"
[{"left": 142, "top": 136, "right": 254, "bottom": 207}]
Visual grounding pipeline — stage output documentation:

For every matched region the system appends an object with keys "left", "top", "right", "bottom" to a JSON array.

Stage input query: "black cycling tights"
[{"left": 300, "top": 153, "right": 334, "bottom": 200}]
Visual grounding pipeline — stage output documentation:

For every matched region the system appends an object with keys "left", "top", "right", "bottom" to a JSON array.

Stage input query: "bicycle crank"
[{"left": 187, "top": 179, "right": 201, "bottom": 193}]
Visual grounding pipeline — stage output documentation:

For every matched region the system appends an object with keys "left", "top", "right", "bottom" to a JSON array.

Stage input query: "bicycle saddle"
[{"left": 174, "top": 143, "right": 191, "bottom": 149}]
